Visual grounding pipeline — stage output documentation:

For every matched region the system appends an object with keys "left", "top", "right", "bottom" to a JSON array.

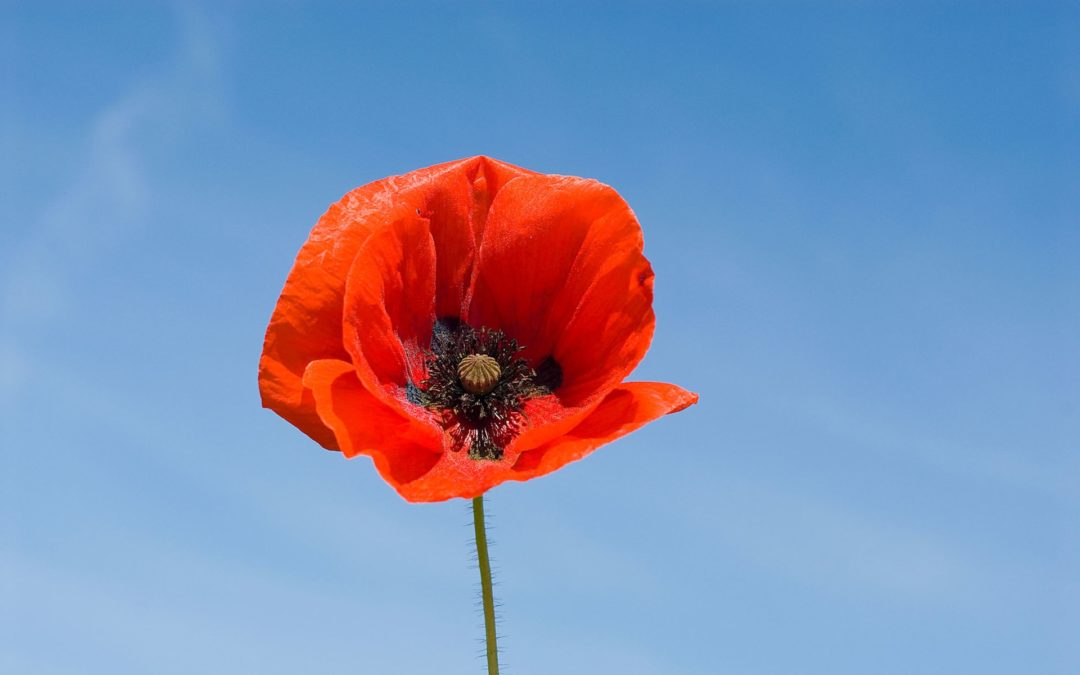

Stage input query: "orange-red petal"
[
  {"left": 303, "top": 359, "right": 445, "bottom": 485},
  {"left": 509, "top": 382, "right": 698, "bottom": 481},
  {"left": 305, "top": 364, "right": 695, "bottom": 502},
  {"left": 468, "top": 174, "right": 656, "bottom": 451},
  {"left": 259, "top": 189, "right": 384, "bottom": 449},
  {"left": 259, "top": 157, "right": 531, "bottom": 447},
  {"left": 395, "top": 380, "right": 691, "bottom": 501},
  {"left": 342, "top": 216, "right": 438, "bottom": 412},
  {"left": 393, "top": 381, "right": 696, "bottom": 502}
]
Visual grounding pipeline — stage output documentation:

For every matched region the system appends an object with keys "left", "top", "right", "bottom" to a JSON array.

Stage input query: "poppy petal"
[
  {"left": 260, "top": 157, "right": 531, "bottom": 447},
  {"left": 391, "top": 447, "right": 516, "bottom": 503},
  {"left": 412, "top": 156, "right": 534, "bottom": 318},
  {"left": 304, "top": 359, "right": 528, "bottom": 503},
  {"left": 303, "top": 359, "right": 445, "bottom": 486},
  {"left": 509, "top": 382, "right": 698, "bottom": 480},
  {"left": 342, "top": 215, "right": 438, "bottom": 414},
  {"left": 468, "top": 174, "right": 656, "bottom": 450},
  {"left": 259, "top": 189, "right": 384, "bottom": 449}
]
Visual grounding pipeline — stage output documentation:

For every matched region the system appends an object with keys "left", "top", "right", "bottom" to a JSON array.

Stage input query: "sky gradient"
[{"left": 3, "top": 2, "right": 1078, "bottom": 674}]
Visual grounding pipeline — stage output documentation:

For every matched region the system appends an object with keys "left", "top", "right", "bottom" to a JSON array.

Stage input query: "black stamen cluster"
[{"left": 418, "top": 321, "right": 553, "bottom": 461}]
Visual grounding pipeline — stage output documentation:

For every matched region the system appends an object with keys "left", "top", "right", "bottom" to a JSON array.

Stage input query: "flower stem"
[{"left": 472, "top": 495, "right": 500, "bottom": 675}]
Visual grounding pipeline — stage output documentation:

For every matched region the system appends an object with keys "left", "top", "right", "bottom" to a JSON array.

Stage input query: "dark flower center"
[{"left": 415, "top": 319, "right": 560, "bottom": 461}]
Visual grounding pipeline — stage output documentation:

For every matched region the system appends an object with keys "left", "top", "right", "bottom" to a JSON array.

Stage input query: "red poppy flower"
[{"left": 259, "top": 156, "right": 697, "bottom": 502}]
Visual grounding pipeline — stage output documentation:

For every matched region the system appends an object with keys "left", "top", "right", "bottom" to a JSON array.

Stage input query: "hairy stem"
[{"left": 472, "top": 495, "right": 500, "bottom": 675}]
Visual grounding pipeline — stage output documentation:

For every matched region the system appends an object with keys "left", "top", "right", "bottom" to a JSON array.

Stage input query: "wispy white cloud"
[{"left": 2, "top": 6, "right": 225, "bottom": 330}]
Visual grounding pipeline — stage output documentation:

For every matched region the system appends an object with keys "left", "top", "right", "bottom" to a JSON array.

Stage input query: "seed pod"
[{"left": 457, "top": 354, "right": 502, "bottom": 395}]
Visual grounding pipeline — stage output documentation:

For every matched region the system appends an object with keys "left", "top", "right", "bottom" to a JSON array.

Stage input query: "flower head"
[{"left": 259, "top": 156, "right": 697, "bottom": 502}]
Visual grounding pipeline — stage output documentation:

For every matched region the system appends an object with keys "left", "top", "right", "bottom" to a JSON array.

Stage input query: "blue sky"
[{"left": 2, "top": 2, "right": 1077, "bottom": 673}]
